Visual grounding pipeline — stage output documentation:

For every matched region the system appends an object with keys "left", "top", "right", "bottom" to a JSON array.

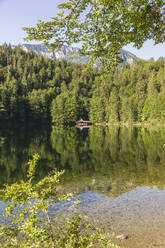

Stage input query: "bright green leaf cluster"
[
  {"left": 0, "top": 154, "right": 119, "bottom": 248},
  {"left": 23, "top": 0, "right": 165, "bottom": 70}
]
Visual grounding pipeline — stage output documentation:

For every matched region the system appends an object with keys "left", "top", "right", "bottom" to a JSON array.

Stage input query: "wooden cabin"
[{"left": 76, "top": 119, "right": 92, "bottom": 128}]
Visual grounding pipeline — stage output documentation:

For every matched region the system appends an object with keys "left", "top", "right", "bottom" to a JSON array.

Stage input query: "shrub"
[{"left": 0, "top": 154, "right": 119, "bottom": 248}]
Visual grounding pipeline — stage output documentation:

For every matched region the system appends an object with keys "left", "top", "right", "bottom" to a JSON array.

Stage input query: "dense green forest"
[{"left": 0, "top": 44, "right": 165, "bottom": 124}]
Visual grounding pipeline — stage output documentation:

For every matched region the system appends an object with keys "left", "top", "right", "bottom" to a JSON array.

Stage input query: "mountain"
[{"left": 18, "top": 44, "right": 138, "bottom": 67}]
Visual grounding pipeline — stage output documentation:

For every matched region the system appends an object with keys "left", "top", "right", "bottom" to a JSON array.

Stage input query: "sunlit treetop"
[{"left": 24, "top": 0, "right": 165, "bottom": 70}]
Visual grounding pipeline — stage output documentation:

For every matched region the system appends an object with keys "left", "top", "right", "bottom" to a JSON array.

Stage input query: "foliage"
[
  {"left": 0, "top": 45, "right": 165, "bottom": 124},
  {"left": 0, "top": 45, "right": 95, "bottom": 123},
  {"left": 51, "top": 94, "right": 79, "bottom": 124},
  {"left": 0, "top": 154, "right": 119, "bottom": 248},
  {"left": 23, "top": 0, "right": 165, "bottom": 69}
]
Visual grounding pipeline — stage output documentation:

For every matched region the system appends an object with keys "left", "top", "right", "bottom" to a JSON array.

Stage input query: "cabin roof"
[{"left": 77, "top": 119, "right": 92, "bottom": 123}]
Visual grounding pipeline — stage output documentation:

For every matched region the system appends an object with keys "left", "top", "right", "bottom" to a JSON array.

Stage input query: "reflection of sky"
[
  {"left": 0, "top": 187, "right": 165, "bottom": 247},
  {"left": 0, "top": 0, "right": 164, "bottom": 60},
  {"left": 51, "top": 187, "right": 165, "bottom": 248}
]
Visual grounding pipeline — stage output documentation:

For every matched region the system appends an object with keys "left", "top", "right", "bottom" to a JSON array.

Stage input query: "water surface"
[{"left": 0, "top": 125, "right": 165, "bottom": 247}]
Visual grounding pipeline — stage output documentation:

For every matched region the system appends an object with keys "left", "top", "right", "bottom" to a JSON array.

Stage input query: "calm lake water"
[{"left": 1, "top": 125, "right": 165, "bottom": 247}]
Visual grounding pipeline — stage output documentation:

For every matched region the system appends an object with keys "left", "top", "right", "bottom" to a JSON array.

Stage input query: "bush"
[{"left": 0, "top": 154, "right": 119, "bottom": 248}]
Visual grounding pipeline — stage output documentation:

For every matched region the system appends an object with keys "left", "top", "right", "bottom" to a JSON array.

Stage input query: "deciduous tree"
[{"left": 24, "top": 0, "right": 165, "bottom": 70}]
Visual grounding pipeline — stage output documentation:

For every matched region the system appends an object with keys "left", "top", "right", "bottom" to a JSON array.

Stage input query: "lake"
[{"left": 0, "top": 124, "right": 165, "bottom": 247}]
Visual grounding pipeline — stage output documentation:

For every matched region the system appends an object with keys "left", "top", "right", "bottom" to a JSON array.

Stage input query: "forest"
[{"left": 0, "top": 44, "right": 165, "bottom": 125}]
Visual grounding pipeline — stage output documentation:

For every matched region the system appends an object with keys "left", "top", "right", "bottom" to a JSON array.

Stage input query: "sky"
[{"left": 0, "top": 0, "right": 164, "bottom": 61}]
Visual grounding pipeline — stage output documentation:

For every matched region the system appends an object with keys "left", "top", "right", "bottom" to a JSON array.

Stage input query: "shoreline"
[{"left": 94, "top": 122, "right": 165, "bottom": 127}]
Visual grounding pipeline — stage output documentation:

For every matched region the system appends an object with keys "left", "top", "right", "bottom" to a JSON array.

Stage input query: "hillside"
[
  {"left": 0, "top": 44, "right": 165, "bottom": 125},
  {"left": 18, "top": 44, "right": 138, "bottom": 67}
]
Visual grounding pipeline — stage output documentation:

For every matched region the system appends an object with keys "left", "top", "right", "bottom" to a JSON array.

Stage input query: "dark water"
[{"left": 1, "top": 125, "right": 165, "bottom": 247}]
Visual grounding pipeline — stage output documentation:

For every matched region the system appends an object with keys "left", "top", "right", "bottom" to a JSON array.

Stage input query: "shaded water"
[{"left": 0, "top": 125, "right": 165, "bottom": 247}]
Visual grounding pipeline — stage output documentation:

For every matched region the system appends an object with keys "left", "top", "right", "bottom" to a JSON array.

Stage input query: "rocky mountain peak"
[{"left": 19, "top": 44, "right": 139, "bottom": 67}]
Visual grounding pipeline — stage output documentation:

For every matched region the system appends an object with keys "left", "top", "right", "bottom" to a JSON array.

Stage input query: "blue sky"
[{"left": 0, "top": 0, "right": 164, "bottom": 60}]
